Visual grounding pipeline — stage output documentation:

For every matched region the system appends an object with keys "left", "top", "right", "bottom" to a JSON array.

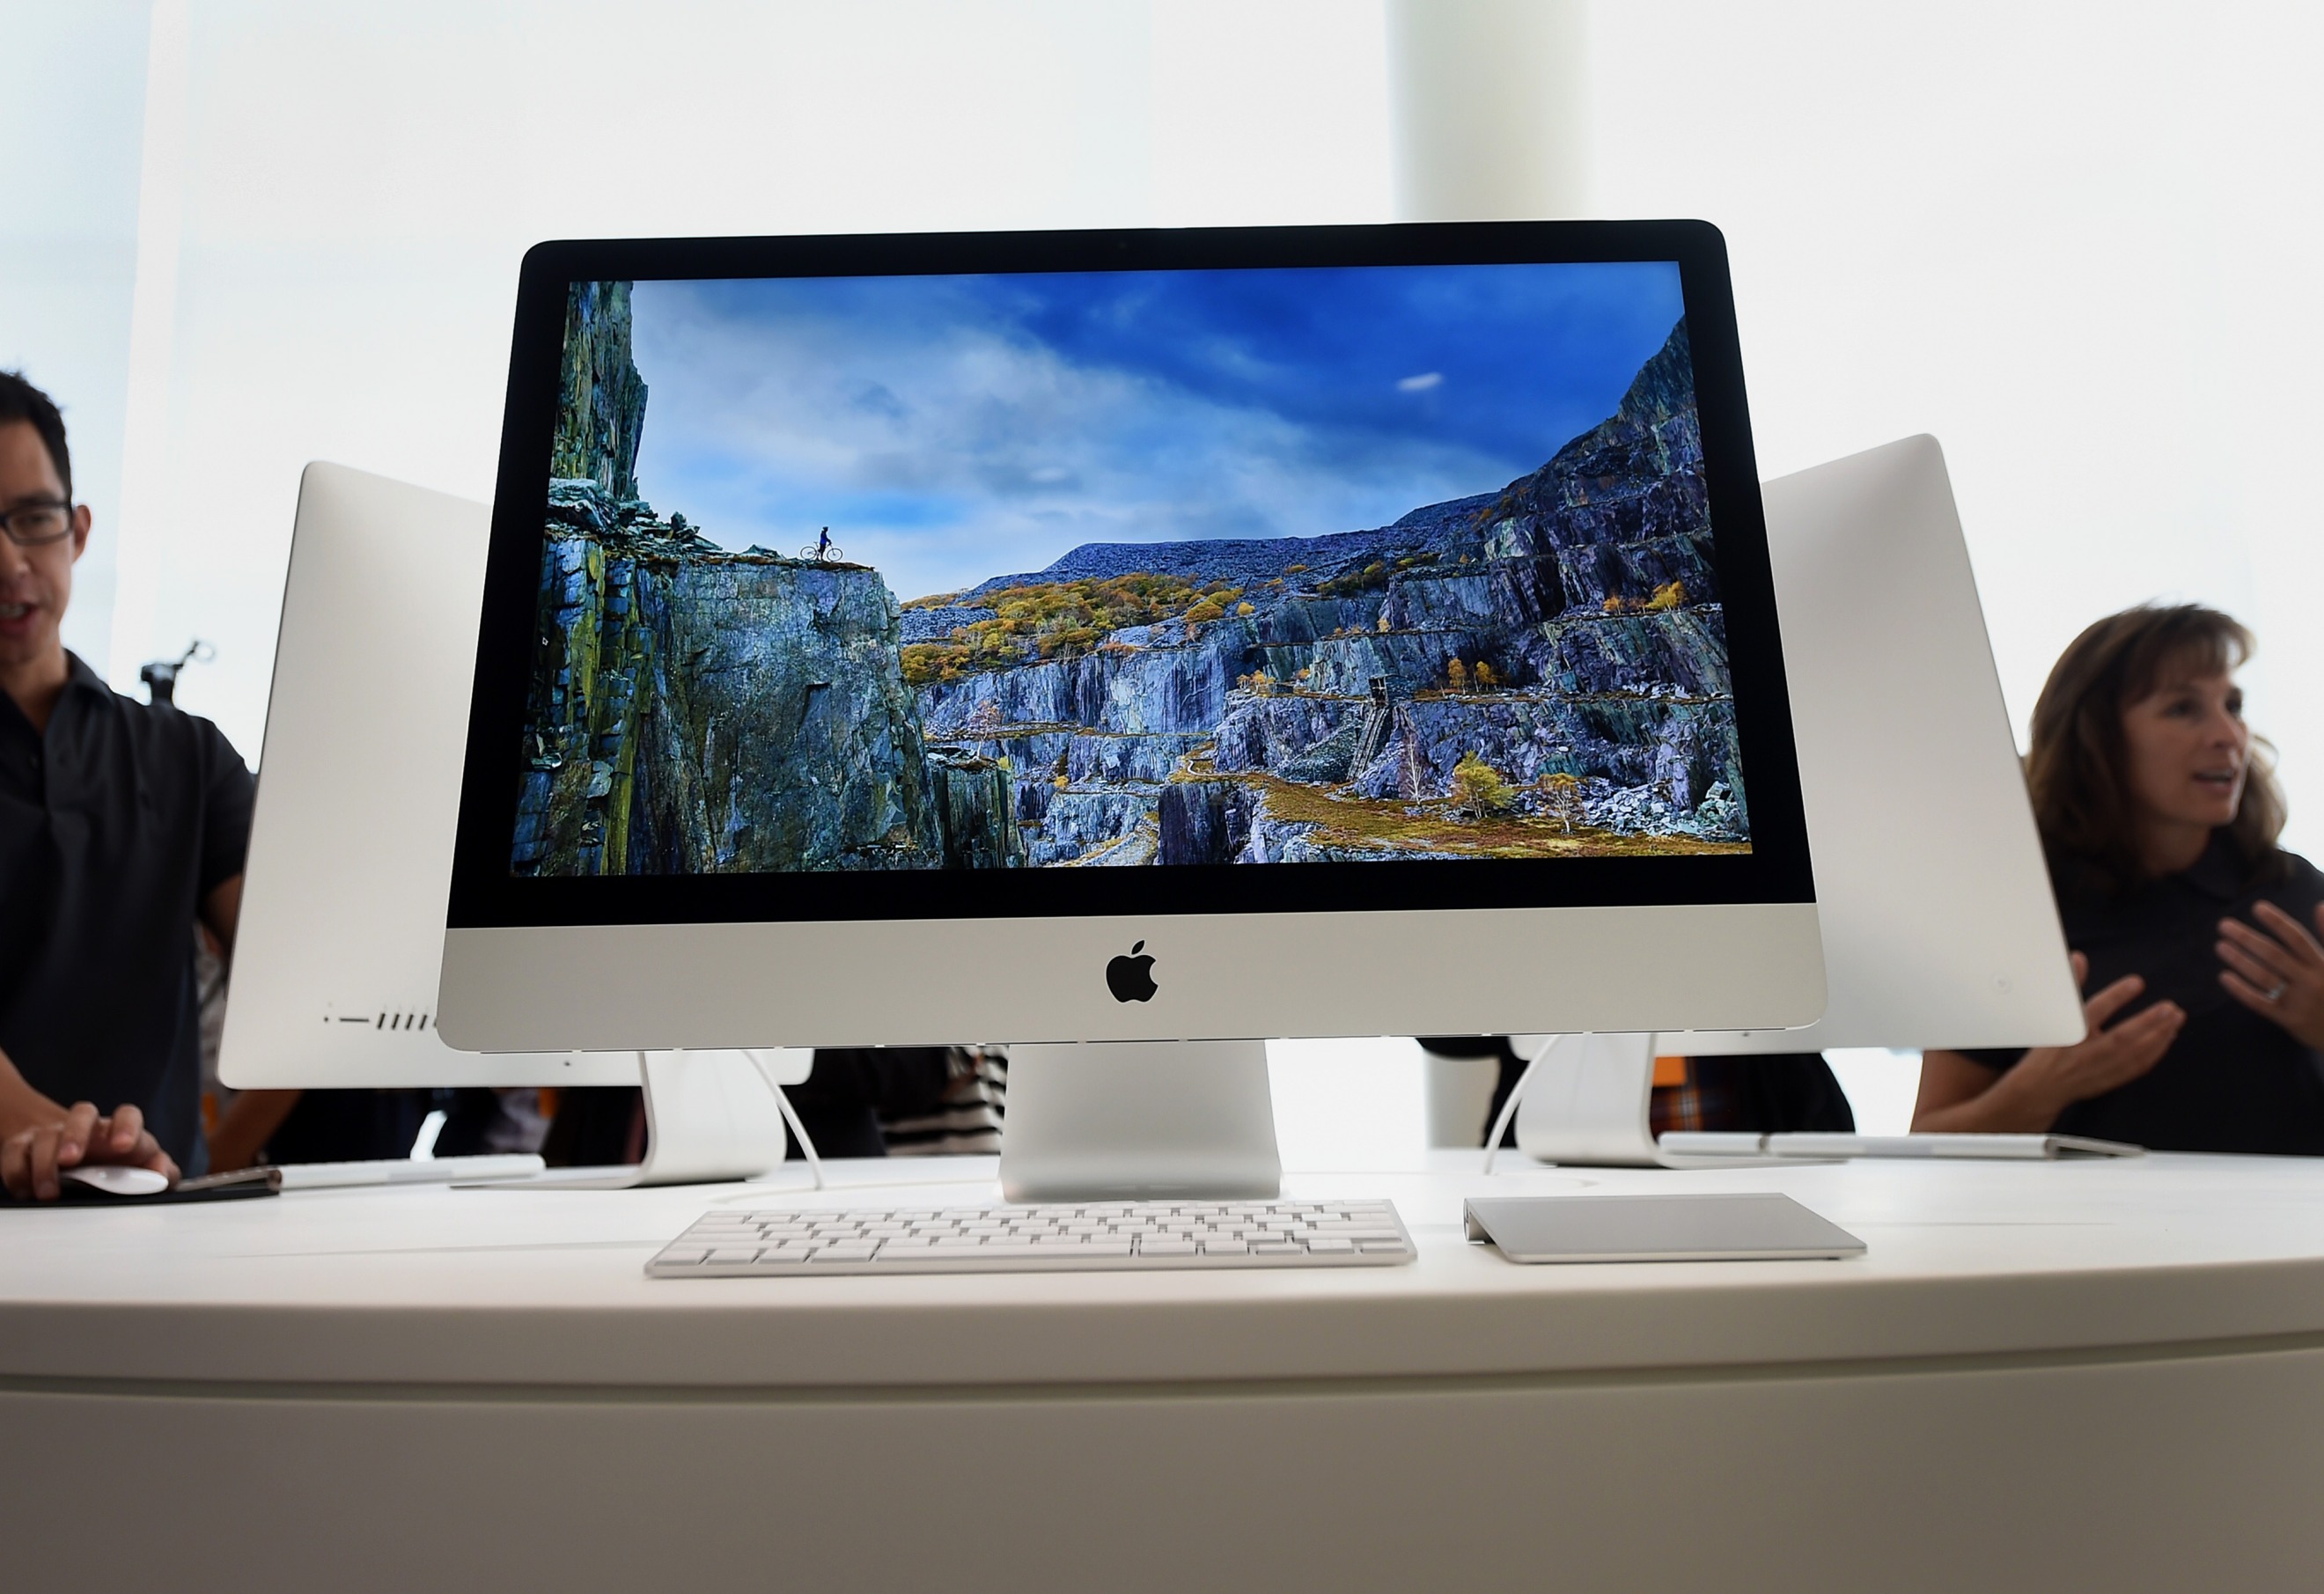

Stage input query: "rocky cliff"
[
  {"left": 512, "top": 493, "right": 954, "bottom": 875},
  {"left": 512, "top": 286, "right": 1019, "bottom": 876},
  {"left": 548, "top": 282, "right": 648, "bottom": 501}
]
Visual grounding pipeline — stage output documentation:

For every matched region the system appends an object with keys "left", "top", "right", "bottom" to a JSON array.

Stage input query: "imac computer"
[
  {"left": 1506, "top": 435, "right": 2089, "bottom": 1166},
  {"left": 221, "top": 462, "right": 811, "bottom": 1186},
  {"left": 436, "top": 221, "right": 1828, "bottom": 1198}
]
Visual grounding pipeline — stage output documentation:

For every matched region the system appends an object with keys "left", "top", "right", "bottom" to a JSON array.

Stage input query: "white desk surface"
[{"left": 7, "top": 1149, "right": 2324, "bottom": 1391}]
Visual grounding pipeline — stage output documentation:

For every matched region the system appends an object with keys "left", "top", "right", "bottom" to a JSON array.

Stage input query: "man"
[{"left": 0, "top": 371, "right": 253, "bottom": 1199}]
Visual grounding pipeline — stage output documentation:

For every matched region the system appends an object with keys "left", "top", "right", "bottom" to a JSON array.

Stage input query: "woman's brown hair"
[{"left": 2025, "top": 603, "right": 2285, "bottom": 889}]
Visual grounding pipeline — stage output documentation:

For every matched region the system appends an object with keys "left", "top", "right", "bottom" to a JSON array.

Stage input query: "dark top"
[
  {"left": 1960, "top": 835, "right": 2324, "bottom": 1155},
  {"left": 262, "top": 1088, "right": 436, "bottom": 1164},
  {"left": 0, "top": 653, "right": 254, "bottom": 1174}
]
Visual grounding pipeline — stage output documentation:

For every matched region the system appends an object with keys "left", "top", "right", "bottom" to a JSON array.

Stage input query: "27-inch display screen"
[{"left": 510, "top": 260, "right": 1750, "bottom": 878}]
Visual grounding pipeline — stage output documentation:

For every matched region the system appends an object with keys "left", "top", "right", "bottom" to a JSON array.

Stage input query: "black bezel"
[{"left": 447, "top": 220, "right": 1813, "bottom": 929}]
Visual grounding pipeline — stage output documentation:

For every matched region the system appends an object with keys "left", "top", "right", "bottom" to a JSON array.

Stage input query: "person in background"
[
  {"left": 536, "top": 1051, "right": 977, "bottom": 1169},
  {"left": 0, "top": 371, "right": 247, "bottom": 1198},
  {"left": 208, "top": 1085, "right": 437, "bottom": 1170},
  {"left": 1913, "top": 604, "right": 2324, "bottom": 1151}
]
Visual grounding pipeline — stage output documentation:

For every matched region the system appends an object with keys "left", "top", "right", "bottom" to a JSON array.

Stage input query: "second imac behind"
[
  {"left": 1504, "top": 435, "right": 2087, "bottom": 1168},
  {"left": 222, "top": 461, "right": 811, "bottom": 1189}
]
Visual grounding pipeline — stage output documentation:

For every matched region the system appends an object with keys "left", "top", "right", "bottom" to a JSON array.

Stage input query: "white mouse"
[{"left": 61, "top": 1165, "right": 170, "bottom": 1197}]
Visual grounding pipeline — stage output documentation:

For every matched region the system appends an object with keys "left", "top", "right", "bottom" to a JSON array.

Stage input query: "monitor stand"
[
  {"left": 482, "top": 1047, "right": 814, "bottom": 1189},
  {"left": 1000, "top": 1039, "right": 1282, "bottom": 1202},
  {"left": 1495, "top": 1033, "right": 1785, "bottom": 1170}
]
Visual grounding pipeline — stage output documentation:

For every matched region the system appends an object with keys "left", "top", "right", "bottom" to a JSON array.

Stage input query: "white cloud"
[{"left": 1396, "top": 371, "right": 1444, "bottom": 392}]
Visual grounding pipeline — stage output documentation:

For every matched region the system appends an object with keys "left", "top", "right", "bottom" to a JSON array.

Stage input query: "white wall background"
[
  {"left": 11, "top": 2, "right": 2321, "bottom": 1144},
  {"left": 1591, "top": 2, "right": 2324, "bottom": 854},
  {"left": 0, "top": 0, "right": 151, "bottom": 676},
  {"left": 15, "top": 2, "right": 2313, "bottom": 828}
]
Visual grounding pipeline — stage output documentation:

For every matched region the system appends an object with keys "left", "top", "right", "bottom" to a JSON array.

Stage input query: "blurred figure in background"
[{"left": 0, "top": 372, "right": 241, "bottom": 1199}]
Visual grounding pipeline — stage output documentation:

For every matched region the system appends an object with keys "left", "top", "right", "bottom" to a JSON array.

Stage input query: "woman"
[{"left": 1914, "top": 604, "right": 2324, "bottom": 1152}]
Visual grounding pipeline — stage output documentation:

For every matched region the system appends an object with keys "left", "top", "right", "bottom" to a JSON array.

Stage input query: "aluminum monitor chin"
[
  {"left": 437, "top": 221, "right": 1825, "bottom": 1052},
  {"left": 1662, "top": 436, "right": 2085, "bottom": 1056}
]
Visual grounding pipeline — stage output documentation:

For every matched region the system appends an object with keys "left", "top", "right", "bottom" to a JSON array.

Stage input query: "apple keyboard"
[{"left": 647, "top": 1199, "right": 1417, "bottom": 1277}]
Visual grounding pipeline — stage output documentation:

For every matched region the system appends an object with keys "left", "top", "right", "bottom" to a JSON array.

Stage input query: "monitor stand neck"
[
  {"left": 1490, "top": 1034, "right": 1792, "bottom": 1170},
  {"left": 1503, "top": 1032, "right": 1666, "bottom": 1167},
  {"left": 1000, "top": 1039, "right": 1282, "bottom": 1203},
  {"left": 513, "top": 1048, "right": 801, "bottom": 1190}
]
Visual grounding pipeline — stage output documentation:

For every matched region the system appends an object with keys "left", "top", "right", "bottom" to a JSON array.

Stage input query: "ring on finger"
[{"left": 2266, "top": 980, "right": 2289, "bottom": 1003}]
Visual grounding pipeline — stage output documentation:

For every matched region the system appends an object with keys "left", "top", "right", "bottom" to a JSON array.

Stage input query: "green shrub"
[{"left": 1451, "top": 753, "right": 1515, "bottom": 818}]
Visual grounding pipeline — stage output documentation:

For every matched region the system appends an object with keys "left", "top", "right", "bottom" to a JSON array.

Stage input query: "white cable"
[
  {"left": 1480, "top": 1035, "right": 1557, "bottom": 1176},
  {"left": 746, "top": 1049, "right": 825, "bottom": 1190}
]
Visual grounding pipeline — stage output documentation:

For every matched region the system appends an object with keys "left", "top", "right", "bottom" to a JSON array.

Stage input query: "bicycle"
[{"left": 800, "top": 539, "right": 846, "bottom": 563}]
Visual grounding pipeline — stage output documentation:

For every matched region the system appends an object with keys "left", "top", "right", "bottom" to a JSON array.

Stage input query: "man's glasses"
[{"left": 0, "top": 500, "right": 76, "bottom": 547}]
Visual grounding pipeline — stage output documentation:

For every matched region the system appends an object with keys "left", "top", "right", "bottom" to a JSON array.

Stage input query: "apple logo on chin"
[{"left": 1106, "top": 940, "right": 1158, "bottom": 1003}]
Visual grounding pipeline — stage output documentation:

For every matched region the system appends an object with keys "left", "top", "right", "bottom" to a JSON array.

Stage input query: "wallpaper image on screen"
[{"left": 511, "top": 263, "right": 1748, "bottom": 876}]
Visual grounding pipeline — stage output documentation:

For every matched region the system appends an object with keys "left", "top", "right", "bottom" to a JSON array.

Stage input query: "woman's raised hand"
[
  {"left": 2218, "top": 901, "right": 2324, "bottom": 1052},
  {"left": 2010, "top": 952, "right": 2182, "bottom": 1118}
]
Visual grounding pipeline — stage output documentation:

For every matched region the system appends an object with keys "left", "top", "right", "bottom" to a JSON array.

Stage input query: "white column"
[
  {"left": 106, "top": 0, "right": 190, "bottom": 694},
  {"left": 1385, "top": 0, "right": 1591, "bottom": 222}
]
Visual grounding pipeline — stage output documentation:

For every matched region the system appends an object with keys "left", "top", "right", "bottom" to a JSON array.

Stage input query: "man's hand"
[
  {"left": 2217, "top": 901, "right": 2324, "bottom": 1052},
  {"left": 2, "top": 1101, "right": 180, "bottom": 1201}
]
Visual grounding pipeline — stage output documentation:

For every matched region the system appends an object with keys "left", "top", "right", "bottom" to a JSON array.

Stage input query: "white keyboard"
[{"left": 647, "top": 1199, "right": 1418, "bottom": 1277}]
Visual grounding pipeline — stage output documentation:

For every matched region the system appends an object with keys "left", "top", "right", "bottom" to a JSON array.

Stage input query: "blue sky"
[{"left": 628, "top": 261, "right": 1685, "bottom": 603}]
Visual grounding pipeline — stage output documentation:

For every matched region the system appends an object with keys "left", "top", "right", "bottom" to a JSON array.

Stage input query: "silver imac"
[
  {"left": 221, "top": 463, "right": 809, "bottom": 1185},
  {"left": 1507, "top": 435, "right": 2087, "bottom": 1167},
  {"left": 435, "top": 222, "right": 1828, "bottom": 1193}
]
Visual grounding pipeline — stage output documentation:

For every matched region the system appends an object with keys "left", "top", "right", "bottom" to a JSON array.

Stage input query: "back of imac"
[
  {"left": 222, "top": 463, "right": 805, "bottom": 1182},
  {"left": 221, "top": 464, "right": 620, "bottom": 1089},
  {"left": 1511, "top": 435, "right": 2085, "bottom": 1166},
  {"left": 1665, "top": 434, "right": 2083, "bottom": 1055}
]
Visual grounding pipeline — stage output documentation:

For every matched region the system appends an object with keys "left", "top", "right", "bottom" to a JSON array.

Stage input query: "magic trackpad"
[{"left": 1464, "top": 1193, "right": 1865, "bottom": 1263}]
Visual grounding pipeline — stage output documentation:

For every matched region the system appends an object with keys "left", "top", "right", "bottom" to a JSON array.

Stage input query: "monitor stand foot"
[
  {"left": 466, "top": 1048, "right": 804, "bottom": 1189},
  {"left": 1000, "top": 1039, "right": 1282, "bottom": 1203}
]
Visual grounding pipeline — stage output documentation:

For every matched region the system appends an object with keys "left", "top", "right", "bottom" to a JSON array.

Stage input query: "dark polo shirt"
[
  {"left": 1963, "top": 835, "right": 2324, "bottom": 1155},
  {"left": 0, "top": 652, "right": 254, "bottom": 1173}
]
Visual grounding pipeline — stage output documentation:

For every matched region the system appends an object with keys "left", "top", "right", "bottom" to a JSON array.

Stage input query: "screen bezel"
[{"left": 447, "top": 219, "right": 1813, "bottom": 929}]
